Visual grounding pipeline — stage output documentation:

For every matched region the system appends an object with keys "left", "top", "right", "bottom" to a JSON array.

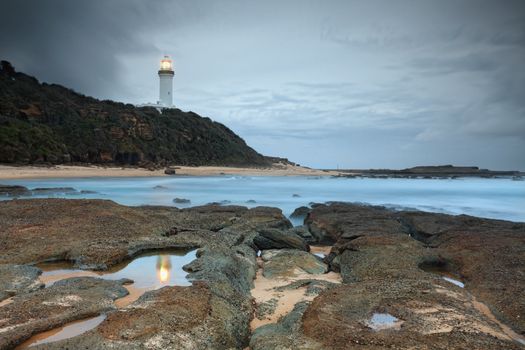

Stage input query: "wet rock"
[
  {"left": 305, "top": 202, "right": 405, "bottom": 244},
  {"left": 0, "top": 199, "right": 298, "bottom": 349},
  {"left": 0, "top": 277, "right": 128, "bottom": 349},
  {"left": 0, "top": 199, "right": 288, "bottom": 269},
  {"left": 31, "top": 187, "right": 79, "bottom": 195},
  {"left": 164, "top": 167, "right": 177, "bottom": 175},
  {"left": 400, "top": 211, "right": 525, "bottom": 334},
  {"left": 255, "top": 298, "right": 278, "bottom": 320},
  {"left": 253, "top": 228, "right": 309, "bottom": 251},
  {"left": 301, "top": 280, "right": 522, "bottom": 349},
  {"left": 246, "top": 199, "right": 257, "bottom": 204},
  {"left": 261, "top": 249, "right": 327, "bottom": 278},
  {"left": 0, "top": 264, "right": 43, "bottom": 301},
  {"left": 35, "top": 282, "right": 250, "bottom": 350},
  {"left": 152, "top": 185, "right": 168, "bottom": 190},
  {"left": 32, "top": 226, "right": 259, "bottom": 349},
  {"left": 241, "top": 206, "right": 293, "bottom": 230},
  {"left": 274, "top": 279, "right": 338, "bottom": 296},
  {"left": 292, "top": 193, "right": 301, "bottom": 198},
  {"left": 290, "top": 206, "right": 310, "bottom": 218},
  {"left": 173, "top": 197, "right": 191, "bottom": 204},
  {"left": 0, "top": 184, "right": 30, "bottom": 197},
  {"left": 303, "top": 202, "right": 525, "bottom": 345},
  {"left": 250, "top": 302, "right": 324, "bottom": 350},
  {"left": 287, "top": 225, "right": 316, "bottom": 244}
]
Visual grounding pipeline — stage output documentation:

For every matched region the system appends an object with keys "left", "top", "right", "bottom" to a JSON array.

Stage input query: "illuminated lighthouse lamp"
[{"left": 160, "top": 56, "right": 173, "bottom": 71}]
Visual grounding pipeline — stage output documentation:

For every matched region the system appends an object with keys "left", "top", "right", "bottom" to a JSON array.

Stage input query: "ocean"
[{"left": 1, "top": 176, "right": 524, "bottom": 223}]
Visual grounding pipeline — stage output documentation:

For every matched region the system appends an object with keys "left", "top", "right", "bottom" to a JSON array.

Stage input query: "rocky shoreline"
[{"left": 0, "top": 198, "right": 524, "bottom": 349}]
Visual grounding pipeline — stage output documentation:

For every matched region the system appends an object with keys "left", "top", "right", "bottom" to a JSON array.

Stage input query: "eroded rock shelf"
[{"left": 0, "top": 199, "right": 524, "bottom": 349}]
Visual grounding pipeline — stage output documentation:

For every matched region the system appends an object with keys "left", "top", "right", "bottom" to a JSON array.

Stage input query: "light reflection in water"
[
  {"left": 38, "top": 250, "right": 196, "bottom": 290},
  {"left": 156, "top": 255, "right": 172, "bottom": 283}
]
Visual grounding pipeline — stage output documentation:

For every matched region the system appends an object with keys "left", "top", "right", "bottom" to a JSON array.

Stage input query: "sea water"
[{"left": 1, "top": 176, "right": 524, "bottom": 222}]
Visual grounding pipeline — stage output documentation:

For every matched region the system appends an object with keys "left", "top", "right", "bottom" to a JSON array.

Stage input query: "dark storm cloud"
[
  {"left": 0, "top": 0, "right": 193, "bottom": 97},
  {"left": 0, "top": 0, "right": 524, "bottom": 169}
]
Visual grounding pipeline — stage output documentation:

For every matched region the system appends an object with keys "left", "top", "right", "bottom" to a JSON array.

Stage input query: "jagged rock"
[
  {"left": 255, "top": 298, "right": 278, "bottom": 320},
  {"left": 173, "top": 197, "right": 191, "bottom": 204},
  {"left": 307, "top": 202, "right": 525, "bottom": 337},
  {"left": 0, "top": 264, "right": 43, "bottom": 301},
  {"left": 0, "top": 199, "right": 298, "bottom": 349},
  {"left": 261, "top": 249, "right": 327, "bottom": 278},
  {"left": 164, "top": 167, "right": 177, "bottom": 175},
  {"left": 0, "top": 185, "right": 30, "bottom": 196},
  {"left": 251, "top": 302, "right": 324, "bottom": 350},
  {"left": 290, "top": 206, "right": 310, "bottom": 218},
  {"left": 31, "top": 187, "right": 78, "bottom": 195},
  {"left": 301, "top": 280, "right": 523, "bottom": 349},
  {"left": 253, "top": 228, "right": 309, "bottom": 251},
  {"left": 0, "top": 277, "right": 129, "bottom": 349},
  {"left": 287, "top": 226, "right": 316, "bottom": 244}
]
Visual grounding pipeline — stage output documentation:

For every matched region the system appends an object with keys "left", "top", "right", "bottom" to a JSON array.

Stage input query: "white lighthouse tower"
[{"left": 158, "top": 55, "right": 174, "bottom": 107}]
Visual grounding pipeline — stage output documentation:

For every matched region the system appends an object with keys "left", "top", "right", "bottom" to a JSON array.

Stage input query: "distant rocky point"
[
  {"left": 0, "top": 60, "right": 289, "bottom": 168},
  {"left": 333, "top": 165, "right": 523, "bottom": 179}
]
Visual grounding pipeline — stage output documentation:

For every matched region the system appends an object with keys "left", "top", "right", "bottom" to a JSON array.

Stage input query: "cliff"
[{"left": 0, "top": 61, "right": 269, "bottom": 167}]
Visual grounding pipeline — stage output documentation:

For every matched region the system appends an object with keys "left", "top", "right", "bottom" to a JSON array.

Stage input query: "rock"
[
  {"left": 290, "top": 205, "right": 310, "bottom": 218},
  {"left": 301, "top": 280, "right": 522, "bottom": 349},
  {"left": 399, "top": 210, "right": 525, "bottom": 334},
  {"left": 274, "top": 279, "right": 338, "bottom": 296},
  {"left": 305, "top": 202, "right": 405, "bottom": 244},
  {"left": 305, "top": 202, "right": 525, "bottom": 340},
  {"left": 31, "top": 187, "right": 79, "bottom": 195},
  {"left": 164, "top": 167, "right": 177, "bottom": 175},
  {"left": 2, "top": 199, "right": 523, "bottom": 349},
  {"left": 246, "top": 199, "right": 257, "bottom": 204},
  {"left": 253, "top": 228, "right": 309, "bottom": 251},
  {"left": 261, "top": 249, "right": 327, "bottom": 278},
  {"left": 251, "top": 302, "right": 324, "bottom": 350},
  {"left": 255, "top": 298, "right": 278, "bottom": 320},
  {"left": 0, "top": 199, "right": 292, "bottom": 269},
  {"left": 0, "top": 198, "right": 299, "bottom": 349},
  {"left": 240, "top": 206, "right": 293, "bottom": 230},
  {"left": 0, "top": 185, "right": 30, "bottom": 197},
  {"left": 152, "top": 185, "right": 168, "bottom": 190},
  {"left": 0, "top": 277, "right": 129, "bottom": 349},
  {"left": 287, "top": 226, "right": 316, "bottom": 244},
  {"left": 292, "top": 193, "right": 301, "bottom": 197},
  {"left": 0, "top": 264, "right": 43, "bottom": 301},
  {"left": 206, "top": 200, "right": 231, "bottom": 206},
  {"left": 173, "top": 197, "right": 191, "bottom": 204}
]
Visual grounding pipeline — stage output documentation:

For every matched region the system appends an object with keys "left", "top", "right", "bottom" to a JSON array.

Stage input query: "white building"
[{"left": 137, "top": 55, "right": 175, "bottom": 111}]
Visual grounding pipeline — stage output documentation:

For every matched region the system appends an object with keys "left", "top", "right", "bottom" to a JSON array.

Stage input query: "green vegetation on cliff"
[{"left": 0, "top": 60, "right": 269, "bottom": 167}]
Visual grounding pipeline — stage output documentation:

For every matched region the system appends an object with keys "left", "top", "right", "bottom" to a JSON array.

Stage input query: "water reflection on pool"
[{"left": 38, "top": 249, "right": 197, "bottom": 289}]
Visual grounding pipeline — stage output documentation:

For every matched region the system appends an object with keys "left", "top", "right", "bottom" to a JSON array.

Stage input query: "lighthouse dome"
[{"left": 159, "top": 55, "right": 173, "bottom": 72}]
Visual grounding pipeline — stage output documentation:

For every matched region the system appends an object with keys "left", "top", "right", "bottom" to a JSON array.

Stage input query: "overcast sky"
[{"left": 1, "top": 0, "right": 524, "bottom": 169}]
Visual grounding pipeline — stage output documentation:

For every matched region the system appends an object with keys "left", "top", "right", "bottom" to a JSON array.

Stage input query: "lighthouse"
[{"left": 158, "top": 55, "right": 174, "bottom": 107}]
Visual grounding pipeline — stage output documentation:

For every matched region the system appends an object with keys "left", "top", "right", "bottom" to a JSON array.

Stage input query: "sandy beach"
[{"left": 0, "top": 164, "right": 338, "bottom": 180}]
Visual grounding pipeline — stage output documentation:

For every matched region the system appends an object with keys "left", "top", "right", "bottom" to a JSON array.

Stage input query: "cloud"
[{"left": 0, "top": 0, "right": 524, "bottom": 169}]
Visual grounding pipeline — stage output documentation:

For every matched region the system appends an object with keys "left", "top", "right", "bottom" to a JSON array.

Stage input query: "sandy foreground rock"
[{"left": 0, "top": 199, "right": 523, "bottom": 349}]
